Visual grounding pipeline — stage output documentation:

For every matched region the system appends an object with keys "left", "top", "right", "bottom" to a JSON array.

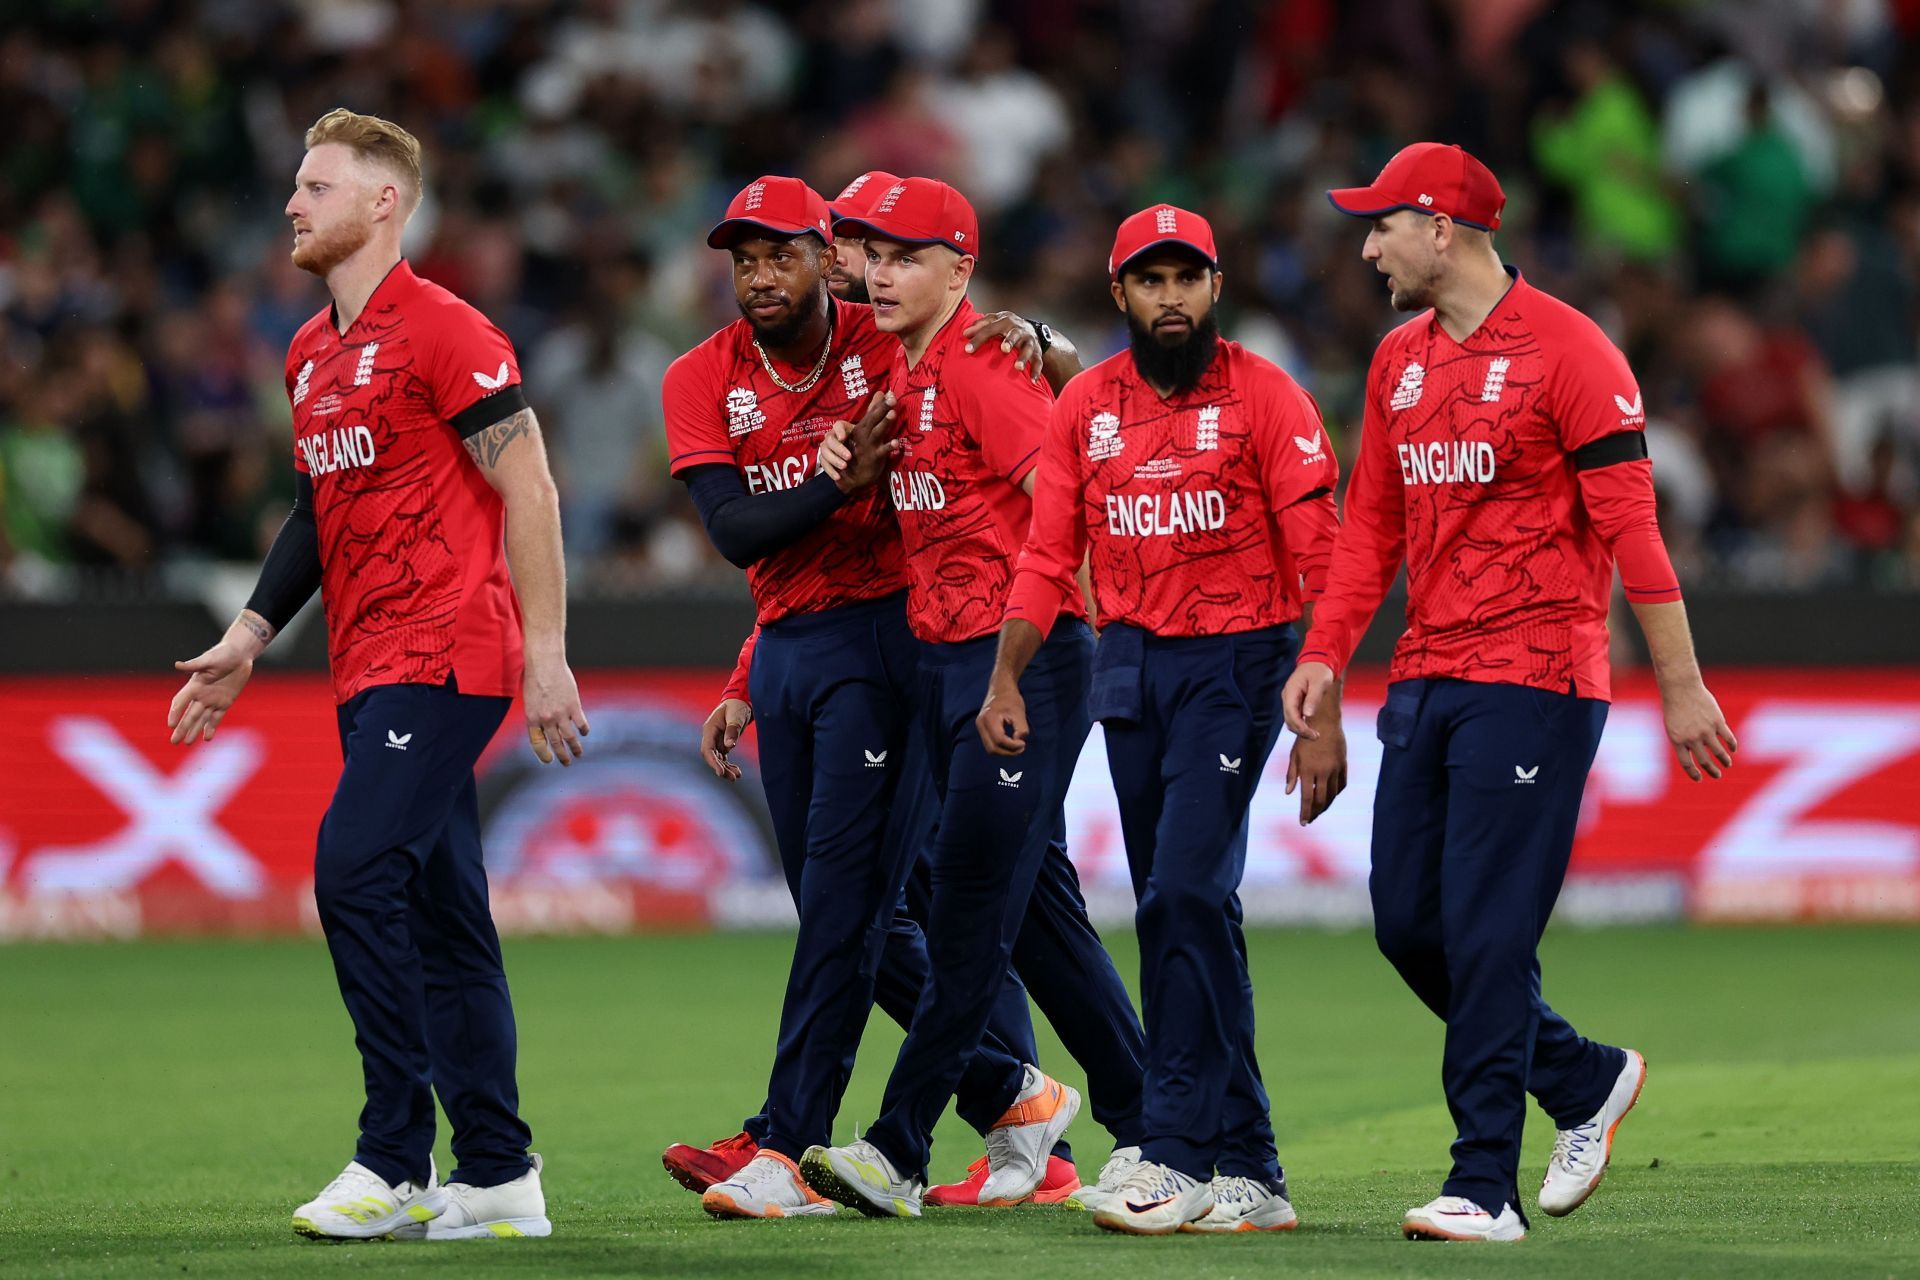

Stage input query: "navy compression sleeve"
[
  {"left": 244, "top": 471, "right": 322, "bottom": 631},
  {"left": 681, "top": 464, "right": 850, "bottom": 569}
]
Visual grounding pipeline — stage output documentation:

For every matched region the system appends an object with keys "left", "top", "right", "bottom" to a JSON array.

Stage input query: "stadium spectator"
[{"left": 0, "top": 0, "right": 1912, "bottom": 598}]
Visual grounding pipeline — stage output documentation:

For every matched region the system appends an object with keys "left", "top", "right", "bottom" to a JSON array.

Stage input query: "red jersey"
[
  {"left": 284, "top": 261, "right": 525, "bottom": 705},
  {"left": 1006, "top": 340, "right": 1339, "bottom": 638},
  {"left": 887, "top": 299, "right": 1072, "bottom": 644},
  {"left": 1300, "top": 270, "right": 1681, "bottom": 701},
  {"left": 663, "top": 296, "right": 907, "bottom": 625}
]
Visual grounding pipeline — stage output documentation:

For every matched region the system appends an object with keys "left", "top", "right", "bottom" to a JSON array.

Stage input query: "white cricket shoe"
[
  {"left": 702, "top": 1151, "right": 837, "bottom": 1219},
  {"left": 1089, "top": 1159, "right": 1213, "bottom": 1235},
  {"left": 799, "top": 1138, "right": 925, "bottom": 1218},
  {"left": 1179, "top": 1174, "right": 1299, "bottom": 1233},
  {"left": 395, "top": 1153, "right": 551, "bottom": 1239},
  {"left": 1402, "top": 1195, "right": 1526, "bottom": 1242},
  {"left": 1061, "top": 1145, "right": 1143, "bottom": 1214},
  {"left": 292, "top": 1158, "right": 443, "bottom": 1241},
  {"left": 1540, "top": 1048, "right": 1647, "bottom": 1216},
  {"left": 978, "top": 1066, "right": 1082, "bottom": 1205}
]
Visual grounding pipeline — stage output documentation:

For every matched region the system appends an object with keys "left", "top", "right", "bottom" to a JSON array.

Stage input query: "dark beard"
[
  {"left": 1127, "top": 308, "right": 1220, "bottom": 393},
  {"left": 833, "top": 274, "right": 870, "bottom": 305},
  {"left": 737, "top": 283, "right": 827, "bottom": 349}
]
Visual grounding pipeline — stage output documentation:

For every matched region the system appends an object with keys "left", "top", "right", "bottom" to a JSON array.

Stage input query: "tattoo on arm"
[
  {"left": 463, "top": 407, "right": 538, "bottom": 469},
  {"left": 237, "top": 611, "right": 274, "bottom": 645}
]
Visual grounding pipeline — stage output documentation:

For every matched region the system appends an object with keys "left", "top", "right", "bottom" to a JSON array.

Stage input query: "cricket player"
[
  {"left": 1288, "top": 142, "right": 1737, "bottom": 1242},
  {"left": 662, "top": 175, "right": 1093, "bottom": 1219},
  {"left": 796, "top": 176, "right": 1136, "bottom": 1219},
  {"left": 167, "top": 109, "right": 583, "bottom": 1242},
  {"left": 666, "top": 172, "right": 1122, "bottom": 1212},
  {"left": 978, "top": 204, "right": 1347, "bottom": 1235}
]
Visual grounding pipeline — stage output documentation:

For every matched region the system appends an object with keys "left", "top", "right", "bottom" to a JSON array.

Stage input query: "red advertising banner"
[{"left": 1, "top": 669, "right": 1915, "bottom": 938}]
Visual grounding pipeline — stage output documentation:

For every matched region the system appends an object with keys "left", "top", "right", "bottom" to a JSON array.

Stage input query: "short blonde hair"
[{"left": 304, "top": 108, "right": 424, "bottom": 215}]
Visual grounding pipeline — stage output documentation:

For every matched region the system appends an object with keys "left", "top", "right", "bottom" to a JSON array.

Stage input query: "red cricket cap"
[
  {"left": 828, "top": 170, "right": 903, "bottom": 223},
  {"left": 706, "top": 175, "right": 833, "bottom": 249},
  {"left": 1326, "top": 142, "right": 1506, "bottom": 231},
  {"left": 832, "top": 176, "right": 979, "bottom": 257},
  {"left": 1109, "top": 204, "right": 1219, "bottom": 278}
]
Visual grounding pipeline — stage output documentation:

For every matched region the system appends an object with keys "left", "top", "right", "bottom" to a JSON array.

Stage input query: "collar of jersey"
[
  {"left": 328, "top": 258, "right": 418, "bottom": 338},
  {"left": 900, "top": 296, "right": 977, "bottom": 386},
  {"left": 1426, "top": 264, "right": 1527, "bottom": 350}
]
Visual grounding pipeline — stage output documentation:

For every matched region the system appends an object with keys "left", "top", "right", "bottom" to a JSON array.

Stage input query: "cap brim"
[
  {"left": 1112, "top": 237, "right": 1218, "bottom": 277},
  {"left": 706, "top": 217, "right": 822, "bottom": 249},
  {"left": 831, "top": 215, "right": 968, "bottom": 252},
  {"left": 1325, "top": 186, "right": 1405, "bottom": 218},
  {"left": 1324, "top": 190, "right": 1498, "bottom": 231}
]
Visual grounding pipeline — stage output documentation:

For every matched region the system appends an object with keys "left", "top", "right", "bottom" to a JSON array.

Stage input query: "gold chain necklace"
[{"left": 753, "top": 309, "right": 835, "bottom": 394}]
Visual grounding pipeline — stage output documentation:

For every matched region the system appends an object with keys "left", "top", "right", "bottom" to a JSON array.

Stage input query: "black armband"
[
  {"left": 244, "top": 471, "right": 323, "bottom": 631},
  {"left": 682, "top": 464, "right": 849, "bottom": 569},
  {"left": 450, "top": 385, "right": 531, "bottom": 439},
  {"left": 1572, "top": 430, "right": 1648, "bottom": 471}
]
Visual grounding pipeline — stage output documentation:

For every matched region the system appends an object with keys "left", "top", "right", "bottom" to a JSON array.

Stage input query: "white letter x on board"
[{"left": 24, "top": 717, "right": 267, "bottom": 897}]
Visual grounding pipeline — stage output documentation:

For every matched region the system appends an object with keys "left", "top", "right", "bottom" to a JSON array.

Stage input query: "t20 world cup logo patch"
[
  {"left": 726, "top": 387, "right": 766, "bottom": 437},
  {"left": 1089, "top": 411, "right": 1124, "bottom": 461}
]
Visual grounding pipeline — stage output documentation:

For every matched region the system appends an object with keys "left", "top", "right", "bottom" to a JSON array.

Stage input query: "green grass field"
[{"left": 2, "top": 926, "right": 1916, "bottom": 1278}]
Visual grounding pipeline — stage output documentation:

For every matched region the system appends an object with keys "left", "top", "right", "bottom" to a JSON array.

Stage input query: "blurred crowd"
[{"left": 4, "top": 0, "right": 1920, "bottom": 598}]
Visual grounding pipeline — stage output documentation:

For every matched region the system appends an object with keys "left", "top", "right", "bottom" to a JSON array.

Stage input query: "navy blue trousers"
[
  {"left": 747, "top": 593, "right": 1040, "bottom": 1159},
  {"left": 314, "top": 679, "right": 530, "bottom": 1189},
  {"left": 1102, "top": 625, "right": 1299, "bottom": 1181},
  {"left": 1370, "top": 678, "right": 1627, "bottom": 1220},
  {"left": 865, "top": 620, "right": 1138, "bottom": 1178}
]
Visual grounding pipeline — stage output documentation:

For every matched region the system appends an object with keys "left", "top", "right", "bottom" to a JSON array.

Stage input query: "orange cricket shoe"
[{"left": 927, "top": 1152, "right": 1082, "bottom": 1207}]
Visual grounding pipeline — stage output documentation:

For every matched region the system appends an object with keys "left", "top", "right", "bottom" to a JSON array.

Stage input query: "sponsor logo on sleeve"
[
  {"left": 1293, "top": 427, "right": 1327, "bottom": 464},
  {"left": 472, "top": 361, "right": 512, "bottom": 391},
  {"left": 1614, "top": 391, "right": 1645, "bottom": 426}
]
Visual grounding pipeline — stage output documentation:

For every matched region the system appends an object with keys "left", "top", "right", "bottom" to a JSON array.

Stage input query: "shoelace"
[
  {"left": 1209, "top": 1176, "right": 1258, "bottom": 1206},
  {"left": 729, "top": 1156, "right": 794, "bottom": 1192},
  {"left": 317, "top": 1165, "right": 395, "bottom": 1205},
  {"left": 1096, "top": 1150, "right": 1143, "bottom": 1187},
  {"left": 1551, "top": 1121, "right": 1598, "bottom": 1169},
  {"left": 983, "top": 1128, "right": 1016, "bottom": 1170},
  {"left": 1114, "top": 1162, "right": 1190, "bottom": 1204}
]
